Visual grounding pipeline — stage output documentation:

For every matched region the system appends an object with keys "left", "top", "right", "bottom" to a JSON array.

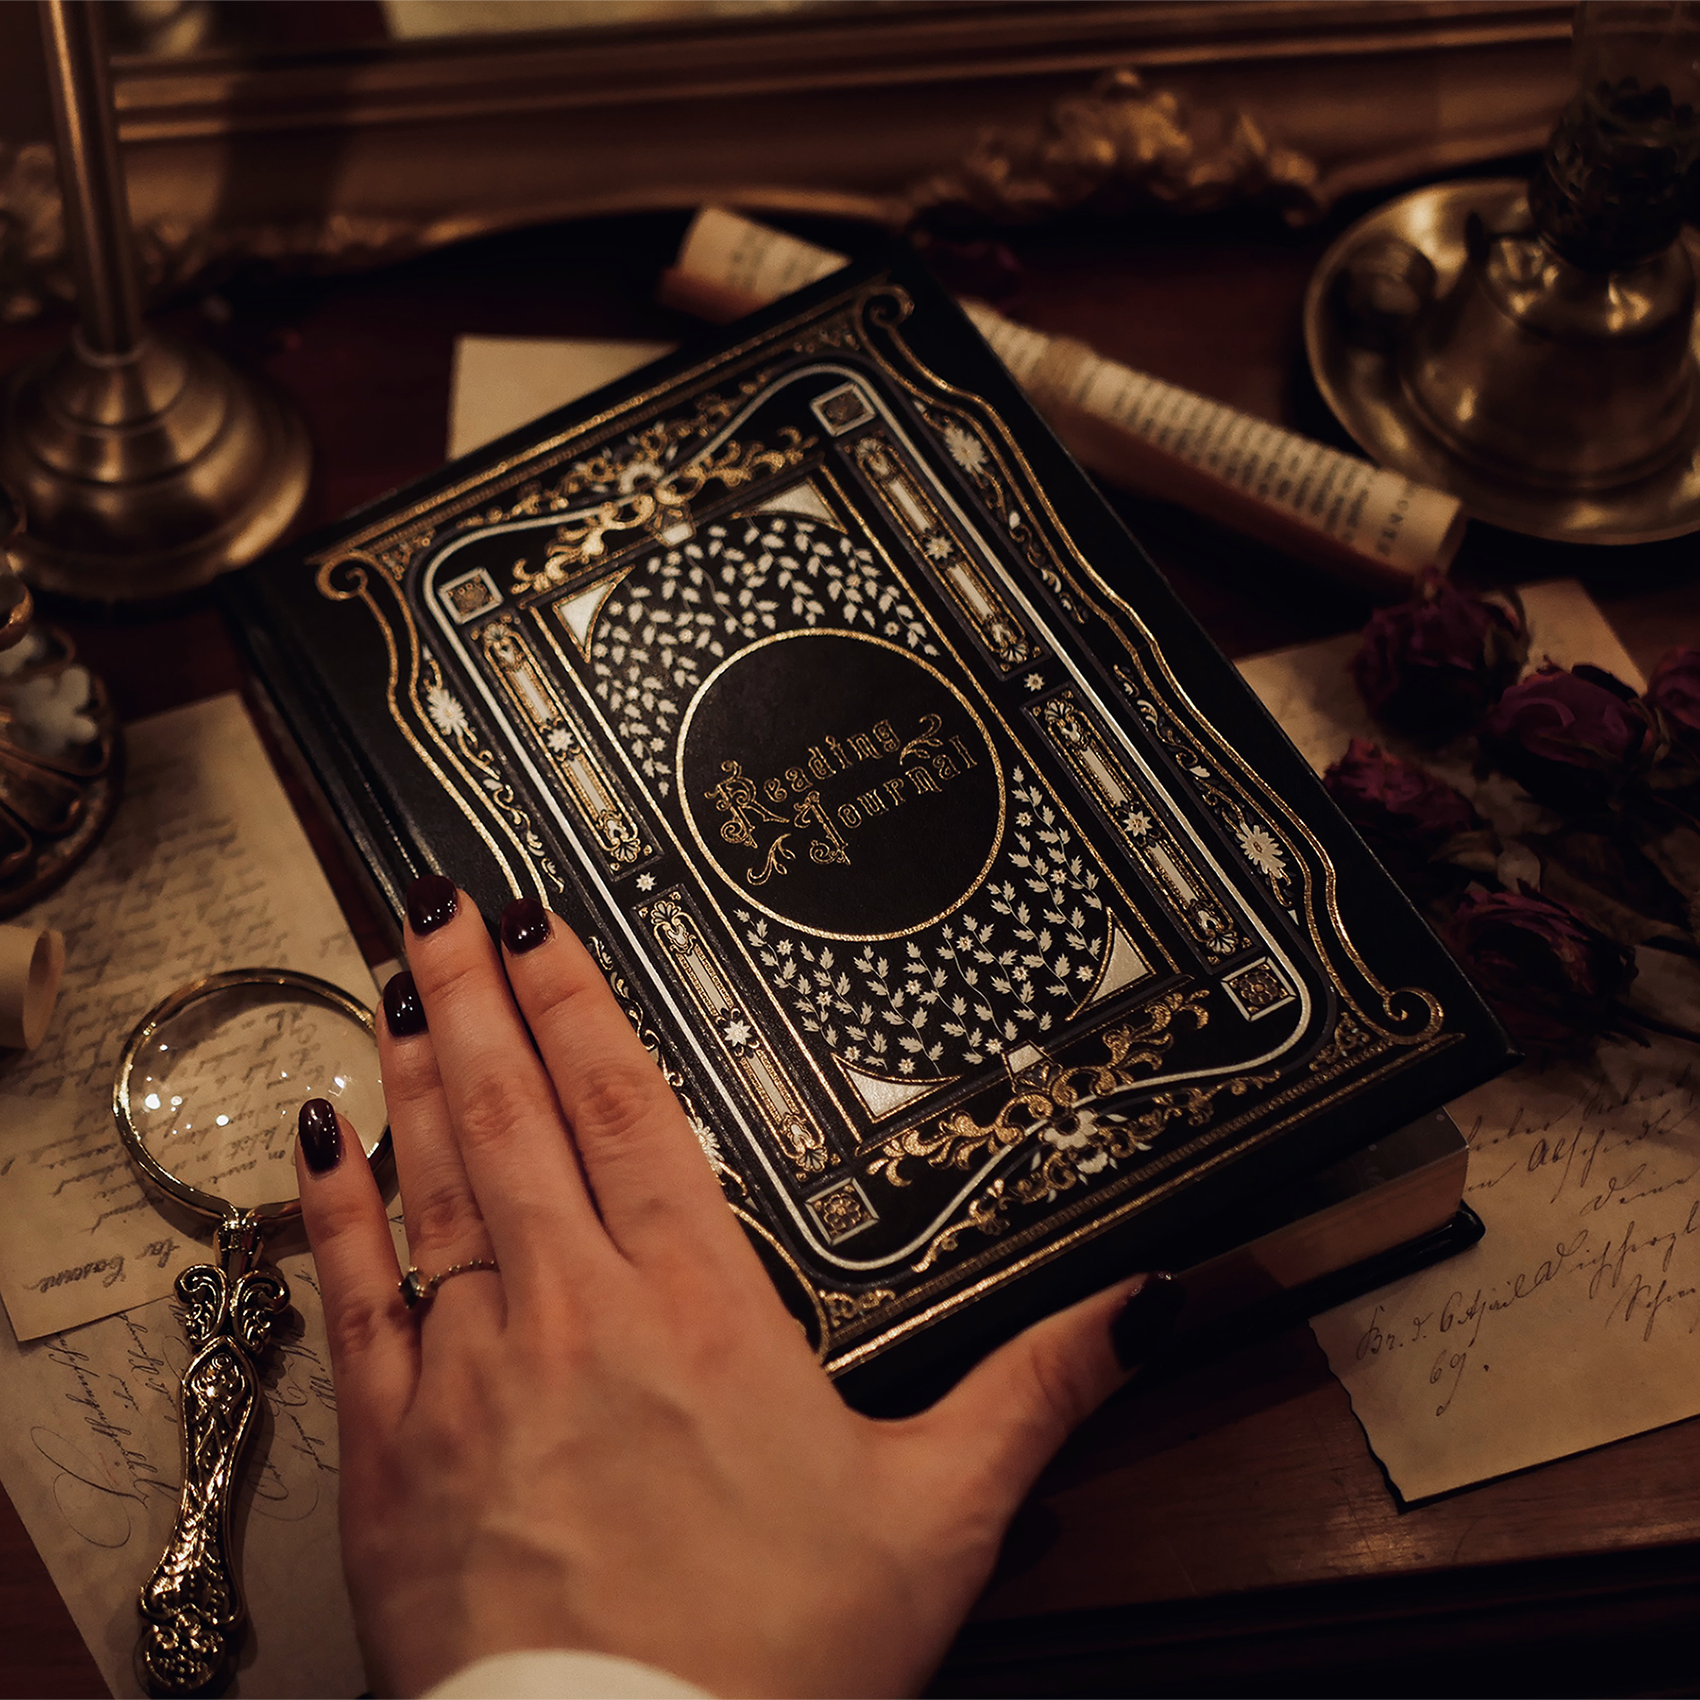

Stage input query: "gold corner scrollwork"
[
  {"left": 313, "top": 551, "right": 561, "bottom": 898},
  {"left": 507, "top": 403, "right": 814, "bottom": 596},
  {"left": 820, "top": 1288, "right": 898, "bottom": 1330},
  {"left": 869, "top": 986, "right": 1210, "bottom": 1190}
]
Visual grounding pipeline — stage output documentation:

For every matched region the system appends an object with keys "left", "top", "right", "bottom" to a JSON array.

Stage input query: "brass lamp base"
[
  {"left": 0, "top": 330, "right": 310, "bottom": 601},
  {"left": 1305, "top": 179, "right": 1700, "bottom": 546}
]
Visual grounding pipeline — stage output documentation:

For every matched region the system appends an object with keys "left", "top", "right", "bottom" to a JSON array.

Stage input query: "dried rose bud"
[
  {"left": 1444, "top": 884, "right": 1636, "bottom": 1056},
  {"left": 1325, "top": 739, "right": 1481, "bottom": 847},
  {"left": 1323, "top": 739, "right": 1497, "bottom": 899},
  {"left": 1648, "top": 647, "right": 1700, "bottom": 746},
  {"left": 1351, "top": 573, "right": 1528, "bottom": 742},
  {"left": 1479, "top": 663, "right": 1654, "bottom": 810}
]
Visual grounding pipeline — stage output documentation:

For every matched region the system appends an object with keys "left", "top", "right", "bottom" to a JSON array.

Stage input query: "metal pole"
[{"left": 36, "top": 0, "right": 144, "bottom": 359}]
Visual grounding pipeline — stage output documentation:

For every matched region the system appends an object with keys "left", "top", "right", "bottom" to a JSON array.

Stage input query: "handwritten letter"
[
  {"left": 0, "top": 695, "right": 378, "bottom": 1340},
  {"left": 0, "top": 695, "right": 375, "bottom": 1692},
  {"left": 0, "top": 1254, "right": 367, "bottom": 1696},
  {"left": 1243, "top": 581, "right": 1700, "bottom": 1499}
]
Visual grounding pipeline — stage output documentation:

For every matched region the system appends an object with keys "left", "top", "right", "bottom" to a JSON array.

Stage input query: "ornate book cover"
[{"left": 226, "top": 251, "right": 1512, "bottom": 1407}]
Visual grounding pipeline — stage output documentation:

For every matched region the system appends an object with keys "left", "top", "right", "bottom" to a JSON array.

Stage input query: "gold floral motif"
[
  {"left": 821, "top": 1288, "right": 898, "bottom": 1328},
  {"left": 909, "top": 1059, "right": 1279, "bottom": 1273},
  {"left": 790, "top": 314, "right": 863, "bottom": 357},
  {"left": 507, "top": 406, "right": 813, "bottom": 595},
  {"left": 911, "top": 1181, "right": 1015, "bottom": 1273},
  {"left": 809, "top": 1179, "right": 877, "bottom": 1241},
  {"left": 1307, "top": 1008, "right": 1384, "bottom": 1077},
  {"left": 868, "top": 987, "right": 1209, "bottom": 1187},
  {"left": 372, "top": 519, "right": 439, "bottom": 582}
]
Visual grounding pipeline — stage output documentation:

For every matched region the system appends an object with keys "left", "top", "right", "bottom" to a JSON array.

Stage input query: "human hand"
[{"left": 295, "top": 877, "right": 1180, "bottom": 1698}]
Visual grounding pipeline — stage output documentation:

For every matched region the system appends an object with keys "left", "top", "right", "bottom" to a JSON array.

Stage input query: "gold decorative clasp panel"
[
  {"left": 853, "top": 430, "right": 1038, "bottom": 669},
  {"left": 481, "top": 619, "right": 651, "bottom": 872},
  {"left": 642, "top": 892, "right": 834, "bottom": 1180},
  {"left": 1034, "top": 691, "right": 1251, "bottom": 967},
  {"left": 510, "top": 421, "right": 813, "bottom": 595}
]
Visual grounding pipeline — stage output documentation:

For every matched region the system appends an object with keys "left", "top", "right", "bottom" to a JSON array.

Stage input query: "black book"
[{"left": 224, "top": 249, "right": 1512, "bottom": 1409}]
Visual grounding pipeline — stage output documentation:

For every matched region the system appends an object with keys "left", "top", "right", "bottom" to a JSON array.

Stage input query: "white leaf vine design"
[
  {"left": 736, "top": 766, "right": 1106, "bottom": 1079},
  {"left": 588, "top": 516, "right": 938, "bottom": 798}
]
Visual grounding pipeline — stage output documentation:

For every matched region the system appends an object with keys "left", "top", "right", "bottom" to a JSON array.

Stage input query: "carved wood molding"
[{"left": 0, "top": 2, "right": 1575, "bottom": 317}]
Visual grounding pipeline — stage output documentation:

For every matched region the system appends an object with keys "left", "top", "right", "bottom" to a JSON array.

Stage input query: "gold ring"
[{"left": 399, "top": 1260, "right": 500, "bottom": 1310}]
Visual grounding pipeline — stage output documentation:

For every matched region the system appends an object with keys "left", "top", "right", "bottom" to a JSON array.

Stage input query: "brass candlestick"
[{"left": 0, "top": 0, "right": 309, "bottom": 601}]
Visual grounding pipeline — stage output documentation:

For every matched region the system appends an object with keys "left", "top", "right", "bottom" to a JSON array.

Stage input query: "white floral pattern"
[
  {"left": 1235, "top": 821, "right": 1288, "bottom": 883},
  {"left": 942, "top": 422, "right": 989, "bottom": 475},
  {"left": 425, "top": 683, "right": 470, "bottom": 738},
  {"left": 737, "top": 767, "right": 1107, "bottom": 1078},
  {"left": 586, "top": 516, "right": 938, "bottom": 798}
]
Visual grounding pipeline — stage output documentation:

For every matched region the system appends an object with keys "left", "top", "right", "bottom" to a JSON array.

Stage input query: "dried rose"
[
  {"left": 1443, "top": 884, "right": 1636, "bottom": 1056},
  {"left": 1479, "top": 663, "right": 1654, "bottom": 810},
  {"left": 1351, "top": 573, "right": 1528, "bottom": 742},
  {"left": 1649, "top": 648, "right": 1700, "bottom": 740},
  {"left": 1323, "top": 739, "right": 1497, "bottom": 897},
  {"left": 1646, "top": 649, "right": 1700, "bottom": 801}
]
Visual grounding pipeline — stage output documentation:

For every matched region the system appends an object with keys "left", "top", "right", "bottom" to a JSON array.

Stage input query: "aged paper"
[
  {"left": 0, "top": 695, "right": 377, "bottom": 1340},
  {"left": 448, "top": 334, "right": 673, "bottom": 458},
  {"left": 0, "top": 1256, "right": 365, "bottom": 1698},
  {"left": 0, "top": 694, "right": 373, "bottom": 1694},
  {"left": 1241, "top": 582, "right": 1700, "bottom": 1501}
]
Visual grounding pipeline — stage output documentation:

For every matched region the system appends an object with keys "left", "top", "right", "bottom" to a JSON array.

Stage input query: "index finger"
[
  {"left": 497, "top": 898, "right": 753, "bottom": 1273},
  {"left": 398, "top": 876, "right": 611, "bottom": 1289}
]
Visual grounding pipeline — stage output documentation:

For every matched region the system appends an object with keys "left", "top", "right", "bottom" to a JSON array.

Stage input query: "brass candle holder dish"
[{"left": 1306, "top": 2, "right": 1700, "bottom": 544}]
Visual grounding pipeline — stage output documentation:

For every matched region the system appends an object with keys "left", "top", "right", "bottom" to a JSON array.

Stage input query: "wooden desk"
[{"left": 3, "top": 200, "right": 1698, "bottom": 1699}]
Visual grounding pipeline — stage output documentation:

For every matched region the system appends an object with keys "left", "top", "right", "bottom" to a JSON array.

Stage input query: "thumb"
[{"left": 914, "top": 1272, "right": 1184, "bottom": 1518}]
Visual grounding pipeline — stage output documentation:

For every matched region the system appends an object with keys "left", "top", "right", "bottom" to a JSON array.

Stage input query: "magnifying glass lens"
[{"left": 126, "top": 983, "right": 385, "bottom": 1212}]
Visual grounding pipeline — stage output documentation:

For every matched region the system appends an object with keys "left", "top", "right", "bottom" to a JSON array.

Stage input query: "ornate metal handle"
[{"left": 136, "top": 1216, "right": 290, "bottom": 1697}]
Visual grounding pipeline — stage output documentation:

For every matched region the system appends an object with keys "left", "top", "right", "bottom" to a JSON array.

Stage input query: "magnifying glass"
[{"left": 112, "top": 968, "right": 390, "bottom": 1698}]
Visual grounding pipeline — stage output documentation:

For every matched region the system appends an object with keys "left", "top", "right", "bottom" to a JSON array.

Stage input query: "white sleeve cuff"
[{"left": 423, "top": 1648, "right": 713, "bottom": 1699}]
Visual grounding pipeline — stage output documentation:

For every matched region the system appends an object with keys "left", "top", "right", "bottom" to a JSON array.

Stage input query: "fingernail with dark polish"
[
  {"left": 406, "top": 872, "right": 458, "bottom": 934},
  {"left": 383, "top": 970, "right": 427, "bottom": 1038},
  {"left": 299, "top": 1098, "right": 342, "bottom": 1175},
  {"left": 501, "top": 896, "right": 551, "bottom": 955},
  {"left": 1111, "top": 1272, "right": 1185, "bottom": 1370}
]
